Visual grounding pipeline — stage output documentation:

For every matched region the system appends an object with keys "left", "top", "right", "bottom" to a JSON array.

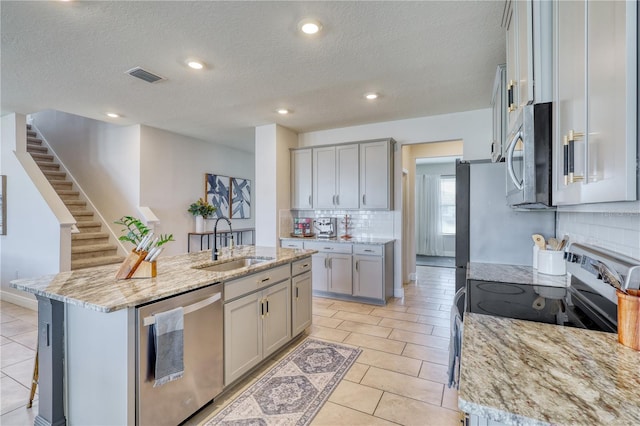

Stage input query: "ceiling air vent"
[{"left": 125, "top": 67, "right": 166, "bottom": 83}]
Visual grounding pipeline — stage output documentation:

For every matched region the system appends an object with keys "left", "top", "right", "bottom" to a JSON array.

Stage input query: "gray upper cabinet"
[
  {"left": 313, "top": 144, "right": 359, "bottom": 209},
  {"left": 360, "top": 139, "right": 394, "bottom": 209},
  {"left": 552, "top": 0, "right": 637, "bottom": 205},
  {"left": 290, "top": 148, "right": 313, "bottom": 209}
]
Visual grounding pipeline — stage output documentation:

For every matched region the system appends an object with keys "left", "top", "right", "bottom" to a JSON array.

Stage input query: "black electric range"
[{"left": 465, "top": 243, "right": 640, "bottom": 333}]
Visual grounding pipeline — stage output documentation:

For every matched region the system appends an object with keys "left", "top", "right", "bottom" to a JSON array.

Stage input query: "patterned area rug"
[{"left": 205, "top": 338, "right": 361, "bottom": 425}]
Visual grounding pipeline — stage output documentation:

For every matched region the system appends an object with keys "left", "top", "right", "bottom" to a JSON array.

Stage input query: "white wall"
[
  {"left": 255, "top": 124, "right": 297, "bottom": 247},
  {"left": 1, "top": 113, "right": 68, "bottom": 308},
  {"left": 297, "top": 110, "right": 488, "bottom": 294},
  {"left": 32, "top": 110, "right": 141, "bottom": 253},
  {"left": 139, "top": 125, "right": 254, "bottom": 255}
]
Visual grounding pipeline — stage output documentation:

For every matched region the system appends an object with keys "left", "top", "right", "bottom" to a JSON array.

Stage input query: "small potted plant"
[{"left": 188, "top": 198, "right": 216, "bottom": 233}]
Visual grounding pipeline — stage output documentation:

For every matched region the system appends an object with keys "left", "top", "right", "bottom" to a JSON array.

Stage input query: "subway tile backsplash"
[
  {"left": 283, "top": 210, "right": 395, "bottom": 239},
  {"left": 557, "top": 211, "right": 640, "bottom": 260}
]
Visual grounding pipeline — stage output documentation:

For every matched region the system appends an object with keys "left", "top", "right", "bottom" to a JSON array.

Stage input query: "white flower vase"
[{"left": 195, "top": 215, "right": 205, "bottom": 233}]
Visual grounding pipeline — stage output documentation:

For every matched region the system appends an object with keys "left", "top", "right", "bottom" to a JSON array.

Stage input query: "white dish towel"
[{"left": 153, "top": 306, "right": 185, "bottom": 387}]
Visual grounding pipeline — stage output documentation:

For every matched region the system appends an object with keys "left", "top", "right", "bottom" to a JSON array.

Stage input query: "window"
[{"left": 439, "top": 176, "right": 456, "bottom": 234}]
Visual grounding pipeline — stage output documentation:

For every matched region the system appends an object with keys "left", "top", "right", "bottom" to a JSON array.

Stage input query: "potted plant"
[{"left": 188, "top": 198, "right": 216, "bottom": 233}]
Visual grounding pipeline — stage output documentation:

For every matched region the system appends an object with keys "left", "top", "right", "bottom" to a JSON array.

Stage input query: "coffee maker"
[{"left": 313, "top": 217, "right": 337, "bottom": 239}]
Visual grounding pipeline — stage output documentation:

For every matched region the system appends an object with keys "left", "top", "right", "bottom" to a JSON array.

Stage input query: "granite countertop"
[
  {"left": 10, "top": 246, "right": 315, "bottom": 313},
  {"left": 459, "top": 313, "right": 640, "bottom": 426},
  {"left": 468, "top": 262, "right": 569, "bottom": 288},
  {"left": 280, "top": 236, "right": 394, "bottom": 245}
]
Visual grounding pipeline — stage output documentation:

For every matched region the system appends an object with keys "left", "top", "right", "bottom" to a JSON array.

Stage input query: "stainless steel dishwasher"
[{"left": 136, "top": 283, "right": 223, "bottom": 426}]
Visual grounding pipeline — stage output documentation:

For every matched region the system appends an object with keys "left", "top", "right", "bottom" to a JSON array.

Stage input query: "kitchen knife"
[
  {"left": 532, "top": 234, "right": 546, "bottom": 250},
  {"left": 136, "top": 234, "right": 150, "bottom": 252},
  {"left": 148, "top": 247, "right": 163, "bottom": 262},
  {"left": 144, "top": 246, "right": 159, "bottom": 261}
]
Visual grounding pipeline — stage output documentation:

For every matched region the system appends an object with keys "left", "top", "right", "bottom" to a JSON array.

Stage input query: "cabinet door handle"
[
  {"left": 328, "top": 258, "right": 332, "bottom": 268},
  {"left": 296, "top": 287, "right": 299, "bottom": 299},
  {"left": 507, "top": 80, "right": 516, "bottom": 112},
  {"left": 308, "top": 195, "right": 312, "bottom": 206},
  {"left": 266, "top": 299, "right": 269, "bottom": 315},
  {"left": 506, "top": 129, "right": 524, "bottom": 190},
  {"left": 567, "top": 130, "right": 585, "bottom": 184},
  {"left": 261, "top": 300, "right": 264, "bottom": 317},
  {"left": 260, "top": 277, "right": 270, "bottom": 283},
  {"left": 324, "top": 257, "right": 328, "bottom": 268},
  {"left": 332, "top": 195, "right": 336, "bottom": 205},
  {"left": 563, "top": 135, "right": 569, "bottom": 185},
  {"left": 301, "top": 263, "right": 309, "bottom": 268},
  {"left": 335, "top": 194, "right": 339, "bottom": 205},
  {"left": 355, "top": 260, "right": 359, "bottom": 271},
  {"left": 364, "top": 249, "right": 374, "bottom": 253},
  {"left": 362, "top": 194, "right": 366, "bottom": 205}
]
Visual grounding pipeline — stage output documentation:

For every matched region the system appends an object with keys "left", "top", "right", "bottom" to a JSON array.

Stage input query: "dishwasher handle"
[{"left": 143, "top": 292, "right": 221, "bottom": 327}]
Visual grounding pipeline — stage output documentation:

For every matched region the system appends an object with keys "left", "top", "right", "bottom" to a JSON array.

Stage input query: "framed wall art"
[
  {"left": 230, "top": 177, "right": 251, "bottom": 219},
  {"left": 205, "top": 174, "right": 230, "bottom": 219}
]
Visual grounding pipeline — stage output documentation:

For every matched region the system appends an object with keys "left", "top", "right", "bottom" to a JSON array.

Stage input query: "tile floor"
[{"left": 0, "top": 265, "right": 460, "bottom": 425}]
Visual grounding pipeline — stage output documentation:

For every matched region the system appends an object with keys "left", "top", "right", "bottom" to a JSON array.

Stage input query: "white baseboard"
[
  {"left": 0, "top": 290, "right": 38, "bottom": 311},
  {"left": 408, "top": 272, "right": 417, "bottom": 281},
  {"left": 393, "top": 286, "right": 405, "bottom": 298}
]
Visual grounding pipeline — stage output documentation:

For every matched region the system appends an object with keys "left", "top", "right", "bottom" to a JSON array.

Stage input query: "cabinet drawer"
[
  {"left": 292, "top": 257, "right": 312, "bottom": 276},
  {"left": 281, "top": 240, "right": 304, "bottom": 249},
  {"left": 304, "top": 241, "right": 352, "bottom": 254},
  {"left": 224, "top": 264, "right": 290, "bottom": 301},
  {"left": 353, "top": 244, "right": 383, "bottom": 256}
]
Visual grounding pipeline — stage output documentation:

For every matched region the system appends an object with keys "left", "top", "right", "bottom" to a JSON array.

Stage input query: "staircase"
[{"left": 26, "top": 124, "right": 125, "bottom": 270}]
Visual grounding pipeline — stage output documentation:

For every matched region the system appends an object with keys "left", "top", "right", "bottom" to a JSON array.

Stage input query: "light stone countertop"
[
  {"left": 280, "top": 236, "right": 394, "bottom": 245},
  {"left": 10, "top": 246, "right": 315, "bottom": 313},
  {"left": 459, "top": 313, "right": 640, "bottom": 426},
  {"left": 468, "top": 262, "right": 569, "bottom": 288}
]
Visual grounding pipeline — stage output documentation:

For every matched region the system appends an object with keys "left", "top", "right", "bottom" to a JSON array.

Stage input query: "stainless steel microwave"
[{"left": 505, "top": 102, "right": 553, "bottom": 208}]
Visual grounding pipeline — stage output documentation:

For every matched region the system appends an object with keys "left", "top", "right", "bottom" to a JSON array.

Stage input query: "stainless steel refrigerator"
[{"left": 455, "top": 160, "right": 556, "bottom": 291}]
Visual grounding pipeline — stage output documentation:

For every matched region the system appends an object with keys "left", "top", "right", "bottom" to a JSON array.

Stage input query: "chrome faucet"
[{"left": 212, "top": 216, "right": 233, "bottom": 260}]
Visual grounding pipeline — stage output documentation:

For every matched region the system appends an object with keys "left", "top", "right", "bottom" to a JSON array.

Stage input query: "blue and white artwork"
[
  {"left": 231, "top": 178, "right": 251, "bottom": 219},
  {"left": 205, "top": 174, "right": 230, "bottom": 218}
]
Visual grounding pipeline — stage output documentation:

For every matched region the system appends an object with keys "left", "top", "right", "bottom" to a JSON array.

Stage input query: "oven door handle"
[{"left": 506, "top": 129, "right": 524, "bottom": 191}]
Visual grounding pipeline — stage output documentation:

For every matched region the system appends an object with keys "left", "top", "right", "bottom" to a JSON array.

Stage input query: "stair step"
[
  {"left": 27, "top": 131, "right": 36, "bottom": 137},
  {"left": 27, "top": 145, "right": 48, "bottom": 154},
  {"left": 72, "top": 232, "right": 110, "bottom": 246},
  {"left": 64, "top": 200, "right": 87, "bottom": 209},
  {"left": 75, "top": 221, "right": 102, "bottom": 232},
  {"left": 71, "top": 209, "right": 93, "bottom": 217},
  {"left": 43, "top": 170, "right": 67, "bottom": 180},
  {"left": 57, "top": 189, "right": 80, "bottom": 200},
  {"left": 36, "top": 162, "right": 60, "bottom": 171},
  {"left": 27, "top": 137, "right": 43, "bottom": 145},
  {"left": 30, "top": 153, "right": 54, "bottom": 162},
  {"left": 50, "top": 181, "right": 72, "bottom": 190},
  {"left": 71, "top": 243, "right": 118, "bottom": 260},
  {"left": 27, "top": 124, "right": 32, "bottom": 130},
  {"left": 71, "top": 255, "right": 125, "bottom": 271}
]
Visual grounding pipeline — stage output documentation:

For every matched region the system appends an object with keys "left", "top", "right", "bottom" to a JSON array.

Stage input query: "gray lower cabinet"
[
  {"left": 310, "top": 250, "right": 352, "bottom": 295},
  {"left": 353, "top": 254, "right": 383, "bottom": 300},
  {"left": 224, "top": 267, "right": 292, "bottom": 386},
  {"left": 292, "top": 271, "right": 312, "bottom": 336}
]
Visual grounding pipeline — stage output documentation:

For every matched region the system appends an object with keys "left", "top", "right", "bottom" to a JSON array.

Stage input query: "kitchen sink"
[{"left": 194, "top": 257, "right": 274, "bottom": 273}]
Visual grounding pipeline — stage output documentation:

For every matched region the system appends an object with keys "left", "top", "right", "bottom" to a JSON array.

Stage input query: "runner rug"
[{"left": 204, "top": 338, "right": 361, "bottom": 425}]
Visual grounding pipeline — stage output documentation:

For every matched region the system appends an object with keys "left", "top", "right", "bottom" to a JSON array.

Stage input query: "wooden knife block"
[
  {"left": 115, "top": 250, "right": 157, "bottom": 280},
  {"left": 617, "top": 289, "right": 640, "bottom": 351}
]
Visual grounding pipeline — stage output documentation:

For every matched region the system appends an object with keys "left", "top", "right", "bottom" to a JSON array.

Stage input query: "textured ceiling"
[{"left": 1, "top": 1, "right": 506, "bottom": 152}]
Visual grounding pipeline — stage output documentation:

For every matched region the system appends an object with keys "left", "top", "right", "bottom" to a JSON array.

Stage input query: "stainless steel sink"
[{"left": 194, "top": 257, "right": 274, "bottom": 272}]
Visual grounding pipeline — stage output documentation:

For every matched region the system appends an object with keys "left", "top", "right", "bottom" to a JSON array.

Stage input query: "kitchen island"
[
  {"left": 11, "top": 245, "right": 315, "bottom": 426},
  {"left": 459, "top": 313, "right": 640, "bottom": 425}
]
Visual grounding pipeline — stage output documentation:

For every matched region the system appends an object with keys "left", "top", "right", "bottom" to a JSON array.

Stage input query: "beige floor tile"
[
  {"left": 312, "top": 315, "right": 344, "bottom": 328},
  {"left": 344, "top": 333, "right": 405, "bottom": 355},
  {"left": 407, "top": 306, "right": 452, "bottom": 316},
  {"left": 0, "top": 304, "right": 31, "bottom": 317},
  {"left": 313, "top": 307, "right": 339, "bottom": 318},
  {"left": 0, "top": 376, "right": 30, "bottom": 415},
  {"left": 0, "top": 336, "right": 11, "bottom": 345},
  {"left": 378, "top": 317, "right": 434, "bottom": 335},
  {"left": 360, "top": 366, "right": 444, "bottom": 406},
  {"left": 433, "top": 326, "right": 450, "bottom": 338},
  {"left": 333, "top": 311, "right": 382, "bottom": 326},
  {"left": 307, "top": 325, "right": 351, "bottom": 343},
  {"left": 419, "top": 361, "right": 449, "bottom": 384},
  {"left": 369, "top": 308, "right": 419, "bottom": 322},
  {"left": 337, "top": 320, "right": 392, "bottom": 338},
  {"left": 442, "top": 386, "right": 460, "bottom": 411},
  {"left": 326, "top": 301, "right": 374, "bottom": 315},
  {"left": 312, "top": 297, "right": 336, "bottom": 308},
  {"left": 2, "top": 358, "right": 37, "bottom": 389},
  {"left": 328, "top": 380, "right": 383, "bottom": 414},
  {"left": 311, "top": 401, "right": 396, "bottom": 426},
  {"left": 357, "top": 348, "right": 422, "bottom": 376},
  {"left": 417, "top": 315, "right": 451, "bottom": 328},
  {"left": 402, "top": 343, "right": 450, "bottom": 366},
  {"left": 374, "top": 392, "right": 460, "bottom": 426},
  {"left": 13, "top": 314, "right": 38, "bottom": 326},
  {"left": 343, "top": 362, "right": 369, "bottom": 383},
  {"left": 9, "top": 331, "right": 38, "bottom": 350},
  {"left": 0, "top": 321, "right": 37, "bottom": 338},
  {"left": 0, "top": 313, "right": 17, "bottom": 324},
  {"left": 373, "top": 303, "right": 409, "bottom": 313},
  {"left": 0, "top": 343, "right": 35, "bottom": 369},
  {"left": 389, "top": 329, "right": 449, "bottom": 350}
]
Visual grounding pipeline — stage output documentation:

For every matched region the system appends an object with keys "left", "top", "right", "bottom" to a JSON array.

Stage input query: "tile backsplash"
[
  {"left": 281, "top": 210, "right": 395, "bottom": 239},
  {"left": 557, "top": 211, "right": 640, "bottom": 260}
]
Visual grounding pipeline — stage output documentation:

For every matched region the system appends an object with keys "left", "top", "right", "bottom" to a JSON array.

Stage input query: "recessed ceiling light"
[
  {"left": 187, "top": 60, "right": 204, "bottom": 70},
  {"left": 277, "top": 109, "right": 290, "bottom": 115},
  {"left": 365, "top": 93, "right": 379, "bottom": 100},
  {"left": 298, "top": 19, "right": 322, "bottom": 35},
  {"left": 106, "top": 112, "right": 120, "bottom": 118}
]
